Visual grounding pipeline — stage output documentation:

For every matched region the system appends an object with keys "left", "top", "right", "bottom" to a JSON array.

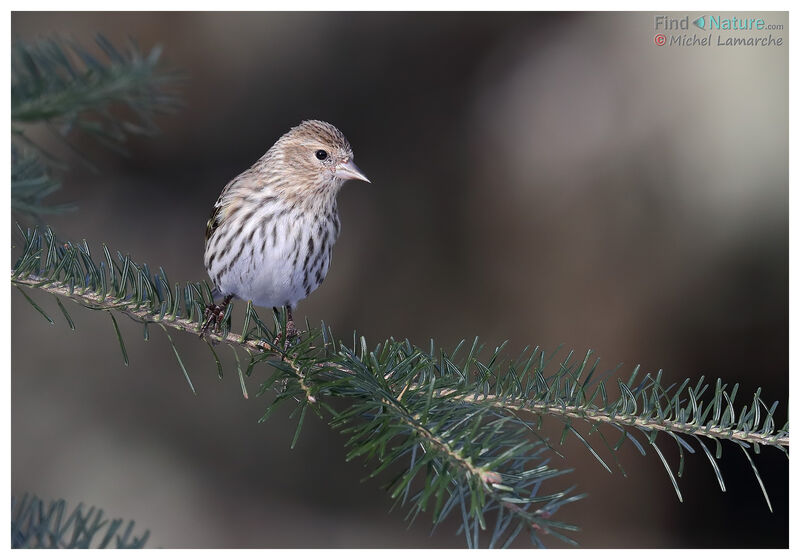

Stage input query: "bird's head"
[{"left": 274, "top": 120, "right": 370, "bottom": 192}]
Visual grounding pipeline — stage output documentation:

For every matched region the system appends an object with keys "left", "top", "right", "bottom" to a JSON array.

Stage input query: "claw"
[
  {"left": 200, "top": 294, "right": 233, "bottom": 337},
  {"left": 271, "top": 318, "right": 300, "bottom": 350}
]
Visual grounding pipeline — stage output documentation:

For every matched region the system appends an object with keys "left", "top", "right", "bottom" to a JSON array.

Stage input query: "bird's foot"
[
  {"left": 271, "top": 319, "right": 300, "bottom": 350},
  {"left": 200, "top": 302, "right": 229, "bottom": 337}
]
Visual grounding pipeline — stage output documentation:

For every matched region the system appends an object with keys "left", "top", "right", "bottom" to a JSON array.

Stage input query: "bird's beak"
[{"left": 335, "top": 160, "right": 371, "bottom": 183}]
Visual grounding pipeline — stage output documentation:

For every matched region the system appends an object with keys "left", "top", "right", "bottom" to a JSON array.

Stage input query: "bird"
[{"left": 202, "top": 120, "right": 370, "bottom": 339}]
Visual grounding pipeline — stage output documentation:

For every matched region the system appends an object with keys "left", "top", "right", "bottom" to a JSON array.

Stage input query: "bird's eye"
[{"left": 315, "top": 150, "right": 328, "bottom": 160}]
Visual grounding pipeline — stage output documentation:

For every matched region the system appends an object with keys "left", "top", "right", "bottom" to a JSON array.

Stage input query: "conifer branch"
[
  {"left": 11, "top": 35, "right": 179, "bottom": 219},
  {"left": 11, "top": 226, "right": 789, "bottom": 546},
  {"left": 11, "top": 494, "right": 149, "bottom": 549},
  {"left": 448, "top": 393, "right": 789, "bottom": 449},
  {"left": 13, "top": 270, "right": 789, "bottom": 452}
]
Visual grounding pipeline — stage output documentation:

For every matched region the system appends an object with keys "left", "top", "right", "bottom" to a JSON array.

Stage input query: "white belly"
[{"left": 211, "top": 212, "right": 335, "bottom": 309}]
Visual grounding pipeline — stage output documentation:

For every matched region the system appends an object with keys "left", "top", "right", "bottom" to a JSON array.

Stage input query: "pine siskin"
[{"left": 202, "top": 120, "right": 370, "bottom": 337}]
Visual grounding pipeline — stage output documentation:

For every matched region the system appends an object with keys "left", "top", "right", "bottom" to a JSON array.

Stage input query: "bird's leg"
[
  {"left": 271, "top": 305, "right": 299, "bottom": 348},
  {"left": 201, "top": 294, "right": 233, "bottom": 336},
  {"left": 285, "top": 306, "right": 298, "bottom": 339}
]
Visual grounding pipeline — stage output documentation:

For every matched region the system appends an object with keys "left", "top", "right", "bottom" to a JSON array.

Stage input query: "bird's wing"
[
  {"left": 204, "top": 203, "right": 224, "bottom": 243},
  {"left": 204, "top": 172, "right": 250, "bottom": 243}
]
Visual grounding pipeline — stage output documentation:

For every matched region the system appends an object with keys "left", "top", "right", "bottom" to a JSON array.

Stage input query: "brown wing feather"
[
  {"left": 205, "top": 204, "right": 223, "bottom": 242},
  {"left": 205, "top": 174, "right": 245, "bottom": 243}
]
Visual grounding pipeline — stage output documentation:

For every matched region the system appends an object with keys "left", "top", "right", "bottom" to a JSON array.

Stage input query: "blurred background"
[{"left": 11, "top": 12, "right": 788, "bottom": 548}]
